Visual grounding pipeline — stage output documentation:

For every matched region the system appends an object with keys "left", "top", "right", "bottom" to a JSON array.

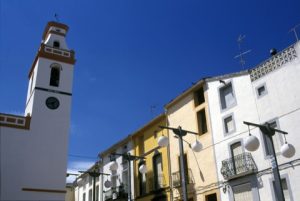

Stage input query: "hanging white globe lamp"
[
  {"left": 104, "top": 180, "right": 112, "bottom": 188},
  {"left": 191, "top": 140, "right": 203, "bottom": 152},
  {"left": 139, "top": 163, "right": 147, "bottom": 174},
  {"left": 109, "top": 161, "right": 118, "bottom": 171},
  {"left": 281, "top": 143, "right": 295, "bottom": 158},
  {"left": 158, "top": 135, "right": 169, "bottom": 147},
  {"left": 244, "top": 135, "right": 260, "bottom": 152}
]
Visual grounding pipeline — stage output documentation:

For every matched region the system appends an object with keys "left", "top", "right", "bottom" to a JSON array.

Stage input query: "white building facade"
[
  {"left": 74, "top": 165, "right": 101, "bottom": 201},
  {"left": 99, "top": 137, "right": 134, "bottom": 201},
  {"left": 206, "top": 42, "right": 300, "bottom": 201},
  {"left": 0, "top": 21, "right": 75, "bottom": 201},
  {"left": 74, "top": 137, "right": 134, "bottom": 201}
]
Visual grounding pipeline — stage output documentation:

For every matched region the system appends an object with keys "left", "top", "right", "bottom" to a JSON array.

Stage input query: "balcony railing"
[
  {"left": 172, "top": 168, "right": 194, "bottom": 188},
  {"left": 104, "top": 185, "right": 128, "bottom": 200},
  {"left": 221, "top": 152, "right": 257, "bottom": 180},
  {"left": 149, "top": 174, "right": 167, "bottom": 192},
  {"left": 44, "top": 45, "right": 72, "bottom": 58}
]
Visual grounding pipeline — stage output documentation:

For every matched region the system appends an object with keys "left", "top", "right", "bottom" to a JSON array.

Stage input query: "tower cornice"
[
  {"left": 42, "top": 21, "right": 69, "bottom": 41},
  {"left": 28, "top": 44, "right": 76, "bottom": 78}
]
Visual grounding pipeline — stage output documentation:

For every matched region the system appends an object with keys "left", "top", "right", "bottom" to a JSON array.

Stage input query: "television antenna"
[
  {"left": 54, "top": 13, "right": 60, "bottom": 22},
  {"left": 289, "top": 24, "right": 300, "bottom": 42},
  {"left": 234, "top": 34, "right": 252, "bottom": 69}
]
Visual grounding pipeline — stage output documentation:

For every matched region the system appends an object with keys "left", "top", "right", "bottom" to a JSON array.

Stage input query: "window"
[
  {"left": 138, "top": 162, "right": 147, "bottom": 195},
  {"left": 219, "top": 82, "right": 236, "bottom": 110},
  {"left": 95, "top": 185, "right": 99, "bottom": 201},
  {"left": 224, "top": 114, "right": 235, "bottom": 135},
  {"left": 111, "top": 171, "right": 118, "bottom": 188},
  {"left": 197, "top": 109, "right": 208, "bottom": 135},
  {"left": 49, "top": 64, "right": 61, "bottom": 87},
  {"left": 110, "top": 152, "right": 117, "bottom": 161},
  {"left": 232, "top": 183, "right": 254, "bottom": 201},
  {"left": 82, "top": 193, "right": 86, "bottom": 201},
  {"left": 122, "top": 170, "right": 128, "bottom": 193},
  {"left": 89, "top": 176, "right": 93, "bottom": 186},
  {"left": 153, "top": 153, "right": 163, "bottom": 189},
  {"left": 272, "top": 178, "right": 293, "bottom": 201},
  {"left": 194, "top": 87, "right": 205, "bottom": 106},
  {"left": 230, "top": 142, "right": 243, "bottom": 174},
  {"left": 178, "top": 153, "right": 189, "bottom": 184},
  {"left": 205, "top": 193, "right": 217, "bottom": 201},
  {"left": 281, "top": 179, "right": 291, "bottom": 201},
  {"left": 88, "top": 189, "right": 92, "bottom": 201},
  {"left": 256, "top": 84, "right": 268, "bottom": 98},
  {"left": 262, "top": 120, "right": 283, "bottom": 156},
  {"left": 53, "top": 41, "right": 60, "bottom": 48},
  {"left": 138, "top": 136, "right": 145, "bottom": 155}
]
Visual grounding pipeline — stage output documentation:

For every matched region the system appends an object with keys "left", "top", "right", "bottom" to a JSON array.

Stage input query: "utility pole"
[
  {"left": 159, "top": 126, "right": 199, "bottom": 201},
  {"left": 244, "top": 121, "right": 287, "bottom": 201}
]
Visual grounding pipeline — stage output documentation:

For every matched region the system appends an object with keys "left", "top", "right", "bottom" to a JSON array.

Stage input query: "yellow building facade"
[
  {"left": 132, "top": 114, "right": 171, "bottom": 201},
  {"left": 165, "top": 80, "right": 220, "bottom": 201}
]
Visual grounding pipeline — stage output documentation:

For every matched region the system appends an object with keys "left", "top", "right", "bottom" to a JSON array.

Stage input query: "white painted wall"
[
  {"left": 0, "top": 22, "right": 74, "bottom": 201},
  {"left": 207, "top": 42, "right": 300, "bottom": 201},
  {"left": 44, "top": 25, "right": 69, "bottom": 50},
  {"left": 100, "top": 141, "right": 134, "bottom": 201}
]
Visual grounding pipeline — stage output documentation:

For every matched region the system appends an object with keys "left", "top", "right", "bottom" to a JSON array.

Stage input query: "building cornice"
[
  {"left": 0, "top": 113, "right": 31, "bottom": 130},
  {"left": 28, "top": 44, "right": 76, "bottom": 78}
]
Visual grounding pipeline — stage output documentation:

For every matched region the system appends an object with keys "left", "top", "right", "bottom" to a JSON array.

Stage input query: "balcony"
[
  {"left": 172, "top": 168, "right": 194, "bottom": 188},
  {"left": 149, "top": 174, "right": 167, "bottom": 192},
  {"left": 221, "top": 152, "right": 257, "bottom": 180},
  {"left": 44, "top": 45, "right": 73, "bottom": 58},
  {"left": 104, "top": 185, "right": 128, "bottom": 201}
]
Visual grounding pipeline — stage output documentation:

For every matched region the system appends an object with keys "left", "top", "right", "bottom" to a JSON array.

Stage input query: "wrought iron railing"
[
  {"left": 221, "top": 152, "right": 257, "bottom": 180},
  {"left": 149, "top": 174, "right": 166, "bottom": 191},
  {"left": 172, "top": 168, "right": 194, "bottom": 188}
]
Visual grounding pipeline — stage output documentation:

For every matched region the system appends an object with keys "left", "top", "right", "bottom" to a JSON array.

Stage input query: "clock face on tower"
[{"left": 45, "top": 97, "right": 60, "bottom": 110}]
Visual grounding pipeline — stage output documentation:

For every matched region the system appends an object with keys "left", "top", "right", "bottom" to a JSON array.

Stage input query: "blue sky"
[{"left": 1, "top": 0, "right": 300, "bottom": 178}]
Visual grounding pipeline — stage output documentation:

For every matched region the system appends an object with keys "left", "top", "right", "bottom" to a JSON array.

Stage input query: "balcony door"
[
  {"left": 153, "top": 153, "right": 163, "bottom": 189},
  {"left": 230, "top": 142, "right": 243, "bottom": 175}
]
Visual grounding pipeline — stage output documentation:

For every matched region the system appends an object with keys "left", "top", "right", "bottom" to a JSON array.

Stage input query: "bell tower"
[
  {"left": 19, "top": 21, "right": 75, "bottom": 199},
  {"left": 25, "top": 21, "right": 76, "bottom": 116},
  {"left": 0, "top": 21, "right": 76, "bottom": 200}
]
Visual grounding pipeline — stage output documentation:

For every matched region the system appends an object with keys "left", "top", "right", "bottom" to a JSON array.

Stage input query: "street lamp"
[
  {"left": 159, "top": 126, "right": 202, "bottom": 201},
  {"left": 243, "top": 121, "right": 296, "bottom": 201},
  {"left": 79, "top": 163, "right": 111, "bottom": 201},
  {"left": 109, "top": 153, "right": 146, "bottom": 201}
]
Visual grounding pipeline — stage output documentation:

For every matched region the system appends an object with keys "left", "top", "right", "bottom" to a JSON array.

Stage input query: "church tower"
[
  {"left": 25, "top": 21, "right": 75, "bottom": 116},
  {"left": 0, "top": 21, "right": 75, "bottom": 200}
]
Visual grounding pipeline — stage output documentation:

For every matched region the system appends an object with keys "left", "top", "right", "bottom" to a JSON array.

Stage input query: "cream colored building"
[{"left": 165, "top": 81, "right": 220, "bottom": 201}]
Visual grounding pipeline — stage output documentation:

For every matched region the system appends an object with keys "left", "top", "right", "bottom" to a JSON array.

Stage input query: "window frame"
[
  {"left": 138, "top": 161, "right": 147, "bottom": 196},
  {"left": 255, "top": 83, "right": 268, "bottom": 98},
  {"left": 194, "top": 86, "right": 205, "bottom": 107},
  {"left": 269, "top": 174, "right": 294, "bottom": 201},
  {"left": 152, "top": 152, "right": 163, "bottom": 190},
  {"left": 218, "top": 81, "right": 237, "bottom": 112},
  {"left": 196, "top": 108, "right": 208, "bottom": 135},
  {"left": 49, "top": 63, "right": 61, "bottom": 87},
  {"left": 53, "top": 40, "right": 60, "bottom": 48},
  {"left": 260, "top": 118, "right": 284, "bottom": 158},
  {"left": 222, "top": 113, "right": 236, "bottom": 136}
]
